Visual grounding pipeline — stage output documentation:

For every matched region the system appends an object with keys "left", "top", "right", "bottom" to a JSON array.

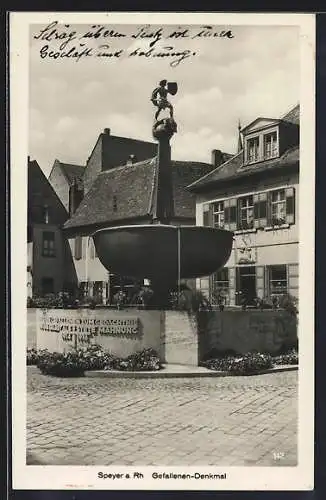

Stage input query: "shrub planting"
[
  {"left": 272, "top": 347, "right": 298, "bottom": 365},
  {"left": 30, "top": 346, "right": 162, "bottom": 377},
  {"left": 200, "top": 352, "right": 273, "bottom": 375}
]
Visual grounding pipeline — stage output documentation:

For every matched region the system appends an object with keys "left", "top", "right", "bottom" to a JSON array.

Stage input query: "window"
[
  {"left": 42, "top": 205, "right": 50, "bottom": 224},
  {"left": 213, "top": 201, "right": 224, "bottom": 228},
  {"left": 79, "top": 281, "right": 88, "bottom": 298},
  {"left": 239, "top": 196, "right": 254, "bottom": 230},
  {"left": 268, "top": 265, "right": 287, "bottom": 297},
  {"left": 42, "top": 277, "right": 54, "bottom": 295},
  {"left": 247, "top": 137, "right": 260, "bottom": 163},
  {"left": 212, "top": 268, "right": 229, "bottom": 293},
  {"left": 93, "top": 281, "right": 103, "bottom": 300},
  {"left": 271, "top": 189, "right": 286, "bottom": 225},
  {"left": 264, "top": 132, "right": 278, "bottom": 159},
  {"left": 42, "top": 231, "right": 55, "bottom": 257},
  {"left": 74, "top": 236, "right": 82, "bottom": 260}
]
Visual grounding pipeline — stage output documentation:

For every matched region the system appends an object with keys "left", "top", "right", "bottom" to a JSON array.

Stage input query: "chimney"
[
  {"left": 211, "top": 149, "right": 224, "bottom": 168},
  {"left": 127, "top": 154, "right": 137, "bottom": 166},
  {"left": 104, "top": 128, "right": 111, "bottom": 135}
]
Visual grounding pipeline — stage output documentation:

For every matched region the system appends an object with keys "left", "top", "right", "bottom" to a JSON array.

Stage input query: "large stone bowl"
[{"left": 92, "top": 225, "right": 233, "bottom": 283}]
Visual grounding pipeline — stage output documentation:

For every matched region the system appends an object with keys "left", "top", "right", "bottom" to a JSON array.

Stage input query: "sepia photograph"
[{"left": 10, "top": 12, "right": 315, "bottom": 490}]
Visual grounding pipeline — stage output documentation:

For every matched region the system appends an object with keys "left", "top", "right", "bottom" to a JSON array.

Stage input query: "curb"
[{"left": 84, "top": 365, "right": 298, "bottom": 379}]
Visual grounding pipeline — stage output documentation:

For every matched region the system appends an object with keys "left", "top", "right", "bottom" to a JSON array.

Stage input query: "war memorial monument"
[{"left": 36, "top": 82, "right": 296, "bottom": 366}]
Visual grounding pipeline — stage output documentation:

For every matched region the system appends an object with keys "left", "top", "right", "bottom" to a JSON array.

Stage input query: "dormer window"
[
  {"left": 242, "top": 118, "right": 282, "bottom": 165},
  {"left": 247, "top": 137, "right": 259, "bottom": 163},
  {"left": 264, "top": 131, "right": 278, "bottom": 159}
]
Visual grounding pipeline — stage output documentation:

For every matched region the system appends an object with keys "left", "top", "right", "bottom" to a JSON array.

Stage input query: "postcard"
[{"left": 10, "top": 11, "right": 315, "bottom": 491}]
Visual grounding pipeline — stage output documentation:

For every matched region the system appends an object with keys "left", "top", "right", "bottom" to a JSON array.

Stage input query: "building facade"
[
  {"left": 188, "top": 104, "right": 299, "bottom": 306},
  {"left": 48, "top": 159, "right": 85, "bottom": 213},
  {"left": 27, "top": 158, "right": 77, "bottom": 297}
]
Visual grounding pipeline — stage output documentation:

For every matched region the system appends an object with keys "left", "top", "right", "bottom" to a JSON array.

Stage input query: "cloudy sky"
[{"left": 29, "top": 23, "right": 300, "bottom": 176}]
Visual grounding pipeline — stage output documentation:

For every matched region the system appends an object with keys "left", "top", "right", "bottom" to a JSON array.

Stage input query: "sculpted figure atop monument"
[
  {"left": 151, "top": 79, "right": 178, "bottom": 140},
  {"left": 151, "top": 79, "right": 178, "bottom": 120}
]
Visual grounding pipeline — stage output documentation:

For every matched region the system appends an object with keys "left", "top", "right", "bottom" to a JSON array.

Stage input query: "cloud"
[{"left": 29, "top": 23, "right": 300, "bottom": 175}]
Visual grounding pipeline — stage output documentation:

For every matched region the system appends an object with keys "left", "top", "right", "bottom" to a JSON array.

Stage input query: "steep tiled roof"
[
  {"left": 188, "top": 105, "right": 299, "bottom": 191},
  {"left": 282, "top": 103, "right": 300, "bottom": 125},
  {"left": 59, "top": 162, "right": 85, "bottom": 185},
  {"left": 63, "top": 158, "right": 214, "bottom": 231},
  {"left": 28, "top": 159, "right": 68, "bottom": 225}
]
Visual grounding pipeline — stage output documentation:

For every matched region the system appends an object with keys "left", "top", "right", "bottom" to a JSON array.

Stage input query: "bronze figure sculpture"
[{"left": 151, "top": 79, "right": 178, "bottom": 121}]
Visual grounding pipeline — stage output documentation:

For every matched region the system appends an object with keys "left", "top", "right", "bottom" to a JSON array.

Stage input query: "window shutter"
[
  {"left": 253, "top": 193, "right": 267, "bottom": 229},
  {"left": 75, "top": 236, "right": 82, "bottom": 260},
  {"left": 253, "top": 193, "right": 260, "bottom": 228},
  {"left": 223, "top": 199, "right": 230, "bottom": 230},
  {"left": 259, "top": 192, "right": 267, "bottom": 228},
  {"left": 285, "top": 187, "right": 295, "bottom": 225},
  {"left": 256, "top": 265, "right": 265, "bottom": 299},
  {"left": 229, "top": 198, "right": 237, "bottom": 231},
  {"left": 203, "top": 203, "right": 213, "bottom": 227}
]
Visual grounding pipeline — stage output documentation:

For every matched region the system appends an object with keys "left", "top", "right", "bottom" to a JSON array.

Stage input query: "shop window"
[
  {"left": 212, "top": 268, "right": 229, "bottom": 293},
  {"left": 213, "top": 201, "right": 224, "bottom": 229},
  {"left": 93, "top": 281, "right": 103, "bottom": 301},
  {"left": 268, "top": 265, "right": 287, "bottom": 297},
  {"left": 238, "top": 195, "right": 254, "bottom": 230},
  {"left": 79, "top": 281, "right": 88, "bottom": 298},
  {"left": 42, "top": 231, "right": 55, "bottom": 257}
]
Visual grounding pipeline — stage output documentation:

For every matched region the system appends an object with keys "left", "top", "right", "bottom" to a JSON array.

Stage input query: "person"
[{"left": 151, "top": 79, "right": 174, "bottom": 121}]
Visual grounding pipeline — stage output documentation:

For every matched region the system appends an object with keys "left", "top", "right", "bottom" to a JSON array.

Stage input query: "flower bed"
[
  {"left": 27, "top": 348, "right": 39, "bottom": 366},
  {"left": 272, "top": 348, "right": 298, "bottom": 366},
  {"left": 200, "top": 348, "right": 298, "bottom": 375},
  {"left": 27, "top": 345, "right": 162, "bottom": 377},
  {"left": 201, "top": 352, "right": 273, "bottom": 375}
]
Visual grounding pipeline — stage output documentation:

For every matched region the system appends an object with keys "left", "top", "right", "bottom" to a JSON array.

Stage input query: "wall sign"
[{"left": 39, "top": 312, "right": 139, "bottom": 339}]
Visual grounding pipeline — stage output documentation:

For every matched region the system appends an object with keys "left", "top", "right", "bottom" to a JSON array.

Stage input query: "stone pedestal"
[{"left": 162, "top": 311, "right": 198, "bottom": 366}]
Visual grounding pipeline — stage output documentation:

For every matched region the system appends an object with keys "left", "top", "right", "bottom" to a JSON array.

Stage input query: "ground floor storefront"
[{"left": 199, "top": 262, "right": 299, "bottom": 307}]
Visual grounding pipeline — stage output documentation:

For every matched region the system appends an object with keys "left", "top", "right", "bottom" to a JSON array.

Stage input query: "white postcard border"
[{"left": 10, "top": 11, "right": 315, "bottom": 491}]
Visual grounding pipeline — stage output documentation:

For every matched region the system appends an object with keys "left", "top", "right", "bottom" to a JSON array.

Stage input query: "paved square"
[{"left": 27, "top": 367, "right": 297, "bottom": 466}]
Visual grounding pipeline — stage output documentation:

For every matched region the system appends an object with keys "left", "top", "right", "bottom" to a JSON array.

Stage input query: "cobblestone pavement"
[{"left": 27, "top": 367, "right": 298, "bottom": 467}]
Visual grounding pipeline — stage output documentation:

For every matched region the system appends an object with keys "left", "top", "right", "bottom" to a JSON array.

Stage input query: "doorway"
[{"left": 236, "top": 266, "right": 256, "bottom": 305}]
